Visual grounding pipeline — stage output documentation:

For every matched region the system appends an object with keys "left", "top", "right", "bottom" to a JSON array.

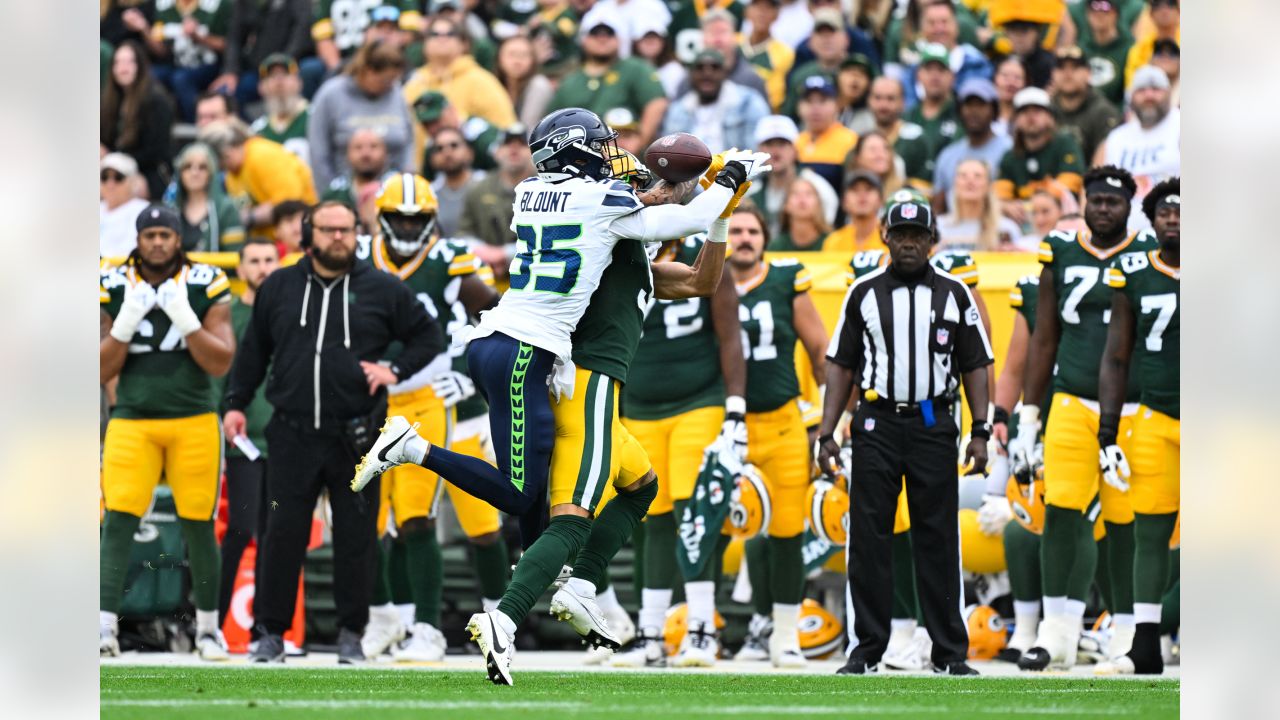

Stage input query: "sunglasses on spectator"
[
  {"left": 692, "top": 62, "right": 724, "bottom": 71},
  {"left": 101, "top": 170, "right": 126, "bottom": 183}
]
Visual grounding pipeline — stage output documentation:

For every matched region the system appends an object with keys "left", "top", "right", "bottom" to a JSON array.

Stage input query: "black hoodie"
[{"left": 225, "top": 256, "right": 443, "bottom": 430}]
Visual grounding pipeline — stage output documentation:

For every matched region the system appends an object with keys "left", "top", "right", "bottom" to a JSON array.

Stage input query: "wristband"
[
  {"left": 817, "top": 433, "right": 836, "bottom": 446},
  {"left": 970, "top": 421, "right": 991, "bottom": 440},
  {"left": 1017, "top": 404, "right": 1040, "bottom": 429},
  {"left": 993, "top": 405, "right": 1009, "bottom": 425},
  {"left": 1098, "top": 411, "right": 1120, "bottom": 448},
  {"left": 725, "top": 395, "right": 746, "bottom": 418}
]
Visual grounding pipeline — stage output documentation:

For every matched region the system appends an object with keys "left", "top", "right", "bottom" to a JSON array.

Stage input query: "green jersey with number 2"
[
  {"left": 1106, "top": 249, "right": 1179, "bottom": 418},
  {"left": 739, "top": 259, "right": 811, "bottom": 413}
]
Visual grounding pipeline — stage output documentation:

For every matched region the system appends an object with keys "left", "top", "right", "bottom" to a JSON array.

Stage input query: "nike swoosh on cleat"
[
  {"left": 377, "top": 428, "right": 413, "bottom": 462},
  {"left": 489, "top": 617, "right": 507, "bottom": 654}
]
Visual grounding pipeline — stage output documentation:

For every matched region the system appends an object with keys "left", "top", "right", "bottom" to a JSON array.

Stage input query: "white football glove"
[
  {"left": 977, "top": 494, "right": 1013, "bottom": 537},
  {"left": 1099, "top": 444, "right": 1131, "bottom": 492},
  {"left": 718, "top": 395, "right": 748, "bottom": 462},
  {"left": 722, "top": 150, "right": 773, "bottom": 183},
  {"left": 156, "top": 278, "right": 202, "bottom": 336},
  {"left": 109, "top": 280, "right": 158, "bottom": 343},
  {"left": 1007, "top": 405, "right": 1041, "bottom": 480},
  {"left": 430, "top": 371, "right": 476, "bottom": 408}
]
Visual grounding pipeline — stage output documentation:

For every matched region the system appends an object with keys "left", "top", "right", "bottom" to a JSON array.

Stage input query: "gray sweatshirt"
[{"left": 307, "top": 74, "right": 415, "bottom": 193}]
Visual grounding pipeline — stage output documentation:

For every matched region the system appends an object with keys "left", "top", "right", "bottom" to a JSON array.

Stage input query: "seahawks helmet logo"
[{"left": 532, "top": 125, "right": 588, "bottom": 167}]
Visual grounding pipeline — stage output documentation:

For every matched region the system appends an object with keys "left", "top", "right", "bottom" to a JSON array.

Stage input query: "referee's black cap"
[{"left": 884, "top": 200, "right": 934, "bottom": 231}]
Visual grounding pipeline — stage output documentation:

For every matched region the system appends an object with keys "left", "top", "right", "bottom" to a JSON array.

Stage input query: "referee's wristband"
[
  {"left": 817, "top": 433, "right": 836, "bottom": 446},
  {"left": 970, "top": 421, "right": 992, "bottom": 440}
]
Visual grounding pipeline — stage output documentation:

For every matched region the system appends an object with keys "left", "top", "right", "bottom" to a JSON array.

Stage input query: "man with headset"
[{"left": 223, "top": 199, "right": 445, "bottom": 664}]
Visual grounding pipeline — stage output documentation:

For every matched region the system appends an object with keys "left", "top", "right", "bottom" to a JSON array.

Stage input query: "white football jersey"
[{"left": 474, "top": 176, "right": 647, "bottom": 361}]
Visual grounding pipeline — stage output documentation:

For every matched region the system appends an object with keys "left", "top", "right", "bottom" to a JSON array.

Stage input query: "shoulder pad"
[{"left": 898, "top": 123, "right": 925, "bottom": 141}]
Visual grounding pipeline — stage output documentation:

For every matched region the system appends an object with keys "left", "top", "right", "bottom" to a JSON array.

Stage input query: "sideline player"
[
  {"left": 1009, "top": 166, "right": 1153, "bottom": 671},
  {"left": 358, "top": 174, "right": 509, "bottom": 662},
  {"left": 100, "top": 205, "right": 236, "bottom": 659},
  {"left": 1095, "top": 178, "right": 1179, "bottom": 675}
]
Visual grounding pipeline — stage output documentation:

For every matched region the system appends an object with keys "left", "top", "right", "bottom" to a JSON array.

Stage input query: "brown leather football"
[{"left": 644, "top": 132, "right": 713, "bottom": 183}]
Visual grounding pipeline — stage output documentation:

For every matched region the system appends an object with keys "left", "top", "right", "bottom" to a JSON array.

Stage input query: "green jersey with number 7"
[{"left": 1105, "top": 249, "right": 1180, "bottom": 418}]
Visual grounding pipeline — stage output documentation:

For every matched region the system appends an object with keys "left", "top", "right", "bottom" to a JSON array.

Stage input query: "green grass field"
[{"left": 101, "top": 666, "right": 1179, "bottom": 719}]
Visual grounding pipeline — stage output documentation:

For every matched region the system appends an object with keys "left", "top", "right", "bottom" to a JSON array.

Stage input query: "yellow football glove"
[
  {"left": 699, "top": 148, "right": 738, "bottom": 190},
  {"left": 720, "top": 180, "right": 752, "bottom": 219}
]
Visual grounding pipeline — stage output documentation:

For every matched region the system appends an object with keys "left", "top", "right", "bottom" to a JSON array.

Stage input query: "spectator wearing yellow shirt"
[
  {"left": 795, "top": 76, "right": 858, "bottom": 194},
  {"left": 1124, "top": 0, "right": 1178, "bottom": 89},
  {"left": 739, "top": 0, "right": 795, "bottom": 111},
  {"left": 198, "top": 118, "right": 317, "bottom": 237},
  {"left": 823, "top": 170, "right": 886, "bottom": 253},
  {"left": 403, "top": 16, "right": 517, "bottom": 170}
]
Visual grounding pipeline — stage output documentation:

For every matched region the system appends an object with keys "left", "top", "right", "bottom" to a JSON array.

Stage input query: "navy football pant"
[{"left": 422, "top": 332, "right": 553, "bottom": 548}]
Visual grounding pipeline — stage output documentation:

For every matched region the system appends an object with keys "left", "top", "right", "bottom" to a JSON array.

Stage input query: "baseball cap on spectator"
[
  {"left": 957, "top": 77, "right": 998, "bottom": 104},
  {"left": 413, "top": 91, "right": 449, "bottom": 124},
  {"left": 755, "top": 115, "right": 799, "bottom": 145},
  {"left": 700, "top": 7, "right": 738, "bottom": 29},
  {"left": 840, "top": 53, "right": 874, "bottom": 76},
  {"left": 1013, "top": 86, "right": 1053, "bottom": 112},
  {"left": 1152, "top": 38, "right": 1180, "bottom": 58},
  {"left": 1055, "top": 46, "right": 1088, "bottom": 67},
  {"left": 845, "top": 169, "right": 883, "bottom": 192},
  {"left": 802, "top": 75, "right": 837, "bottom": 99},
  {"left": 136, "top": 204, "right": 182, "bottom": 234},
  {"left": 1088, "top": 0, "right": 1117, "bottom": 12},
  {"left": 917, "top": 43, "right": 950, "bottom": 70},
  {"left": 580, "top": 9, "right": 631, "bottom": 57},
  {"left": 499, "top": 123, "right": 528, "bottom": 145},
  {"left": 1130, "top": 65, "right": 1171, "bottom": 92},
  {"left": 370, "top": 5, "right": 400, "bottom": 23},
  {"left": 692, "top": 48, "right": 726, "bottom": 67},
  {"left": 101, "top": 152, "right": 139, "bottom": 178},
  {"left": 604, "top": 107, "right": 640, "bottom": 132},
  {"left": 258, "top": 53, "right": 298, "bottom": 78},
  {"left": 884, "top": 201, "right": 934, "bottom": 231},
  {"left": 812, "top": 8, "right": 845, "bottom": 31}
]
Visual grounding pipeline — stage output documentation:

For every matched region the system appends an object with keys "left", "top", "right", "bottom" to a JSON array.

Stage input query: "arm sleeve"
[
  {"left": 607, "top": 183, "right": 733, "bottom": 243},
  {"left": 954, "top": 285, "right": 995, "bottom": 373},
  {"left": 387, "top": 281, "right": 445, "bottom": 380},
  {"left": 224, "top": 279, "right": 276, "bottom": 411},
  {"left": 826, "top": 282, "right": 866, "bottom": 370}
]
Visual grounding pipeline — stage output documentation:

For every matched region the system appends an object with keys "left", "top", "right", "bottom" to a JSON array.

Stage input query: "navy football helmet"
[{"left": 529, "top": 108, "right": 625, "bottom": 182}]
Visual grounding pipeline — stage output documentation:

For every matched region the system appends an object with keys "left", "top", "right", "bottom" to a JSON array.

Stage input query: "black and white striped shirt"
[{"left": 827, "top": 262, "right": 994, "bottom": 403}]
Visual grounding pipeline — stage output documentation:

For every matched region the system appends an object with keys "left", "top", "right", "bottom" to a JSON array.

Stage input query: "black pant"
[
  {"left": 218, "top": 455, "right": 269, "bottom": 622},
  {"left": 846, "top": 403, "right": 968, "bottom": 666},
  {"left": 254, "top": 416, "right": 380, "bottom": 636}
]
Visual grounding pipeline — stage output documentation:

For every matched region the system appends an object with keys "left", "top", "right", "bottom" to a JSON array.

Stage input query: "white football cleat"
[
  {"left": 1094, "top": 655, "right": 1136, "bottom": 676},
  {"left": 362, "top": 605, "right": 407, "bottom": 658},
  {"left": 673, "top": 621, "right": 718, "bottom": 667},
  {"left": 351, "top": 416, "right": 422, "bottom": 492},
  {"left": 735, "top": 615, "right": 771, "bottom": 661},
  {"left": 466, "top": 612, "right": 515, "bottom": 686},
  {"left": 1109, "top": 622, "right": 1136, "bottom": 660},
  {"left": 611, "top": 629, "right": 667, "bottom": 668},
  {"left": 196, "top": 630, "right": 230, "bottom": 661},
  {"left": 769, "top": 626, "right": 808, "bottom": 669},
  {"left": 884, "top": 627, "right": 932, "bottom": 671},
  {"left": 605, "top": 603, "right": 636, "bottom": 647},
  {"left": 100, "top": 627, "right": 120, "bottom": 658},
  {"left": 549, "top": 585, "right": 621, "bottom": 651},
  {"left": 393, "top": 622, "right": 446, "bottom": 662}
]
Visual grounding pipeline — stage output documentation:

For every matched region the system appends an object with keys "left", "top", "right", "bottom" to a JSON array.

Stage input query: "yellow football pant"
[
  {"left": 1042, "top": 393, "right": 1135, "bottom": 523},
  {"left": 101, "top": 413, "right": 221, "bottom": 520},
  {"left": 550, "top": 367, "right": 652, "bottom": 513},
  {"left": 745, "top": 401, "right": 810, "bottom": 537},
  {"left": 1128, "top": 406, "right": 1180, "bottom": 515},
  {"left": 622, "top": 405, "right": 724, "bottom": 516}
]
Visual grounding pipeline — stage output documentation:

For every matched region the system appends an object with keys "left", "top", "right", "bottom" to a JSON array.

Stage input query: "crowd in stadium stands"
[{"left": 101, "top": 0, "right": 1179, "bottom": 258}]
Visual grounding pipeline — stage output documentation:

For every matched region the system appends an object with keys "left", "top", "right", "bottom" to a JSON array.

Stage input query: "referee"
[{"left": 817, "top": 200, "right": 994, "bottom": 676}]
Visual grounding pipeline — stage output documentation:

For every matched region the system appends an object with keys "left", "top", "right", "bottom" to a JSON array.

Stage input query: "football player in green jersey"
[
  {"left": 357, "top": 174, "right": 509, "bottom": 663},
  {"left": 723, "top": 203, "right": 830, "bottom": 668},
  {"left": 99, "top": 205, "right": 236, "bottom": 659},
  {"left": 1011, "top": 166, "right": 1153, "bottom": 671},
  {"left": 1095, "top": 178, "right": 1180, "bottom": 675}
]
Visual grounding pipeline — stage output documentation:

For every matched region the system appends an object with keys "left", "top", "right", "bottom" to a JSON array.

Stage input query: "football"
[{"left": 644, "top": 132, "right": 713, "bottom": 183}]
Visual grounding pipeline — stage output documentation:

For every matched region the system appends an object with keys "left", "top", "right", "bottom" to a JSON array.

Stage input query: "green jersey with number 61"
[
  {"left": 846, "top": 248, "right": 979, "bottom": 288},
  {"left": 1038, "top": 229, "right": 1152, "bottom": 401},
  {"left": 100, "top": 261, "right": 231, "bottom": 419},
  {"left": 623, "top": 236, "right": 724, "bottom": 420},
  {"left": 1106, "top": 249, "right": 1179, "bottom": 418},
  {"left": 739, "top": 259, "right": 812, "bottom": 413}
]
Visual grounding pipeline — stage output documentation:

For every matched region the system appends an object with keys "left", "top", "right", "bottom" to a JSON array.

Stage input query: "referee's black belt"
[{"left": 863, "top": 393, "right": 953, "bottom": 417}]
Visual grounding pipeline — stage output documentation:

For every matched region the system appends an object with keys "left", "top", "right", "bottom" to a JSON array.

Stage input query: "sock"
[
  {"left": 1113, "top": 613, "right": 1135, "bottom": 630},
  {"left": 639, "top": 588, "right": 673, "bottom": 631},
  {"left": 196, "top": 609, "right": 219, "bottom": 636},
  {"left": 396, "top": 603, "right": 414, "bottom": 628},
  {"left": 767, "top": 535, "right": 804, "bottom": 605},
  {"left": 482, "top": 598, "right": 500, "bottom": 612},
  {"left": 100, "top": 511, "right": 142, "bottom": 614},
  {"left": 1095, "top": 533, "right": 1113, "bottom": 611},
  {"left": 772, "top": 602, "right": 800, "bottom": 650},
  {"left": 891, "top": 531, "right": 919, "bottom": 621},
  {"left": 631, "top": 520, "right": 646, "bottom": 601},
  {"left": 685, "top": 580, "right": 715, "bottom": 627},
  {"left": 572, "top": 480, "right": 657, "bottom": 588},
  {"left": 1134, "top": 513, "right": 1178, "bottom": 604},
  {"left": 744, "top": 537, "right": 772, "bottom": 615},
  {"left": 1159, "top": 579, "right": 1180, "bottom": 636},
  {"left": 1013, "top": 600, "right": 1041, "bottom": 620},
  {"left": 370, "top": 601, "right": 396, "bottom": 620},
  {"left": 1041, "top": 504, "right": 1085, "bottom": 598},
  {"left": 1105, "top": 521, "right": 1135, "bottom": 614},
  {"left": 566, "top": 576, "right": 597, "bottom": 598},
  {"left": 100, "top": 610, "right": 118, "bottom": 634},
  {"left": 178, "top": 519, "right": 220, "bottom": 611},
  {"left": 389, "top": 539, "right": 412, "bottom": 604},
  {"left": 405, "top": 435, "right": 428, "bottom": 465},
  {"left": 597, "top": 585, "right": 621, "bottom": 612},
  {"left": 498, "top": 515, "right": 591, "bottom": 625},
  {"left": 597, "top": 569, "right": 612, "bottom": 593},
  {"left": 643, "top": 512, "right": 677, "bottom": 591},
  {"left": 371, "top": 540, "right": 392, "bottom": 606},
  {"left": 1043, "top": 595, "right": 1066, "bottom": 618},
  {"left": 1064, "top": 599, "right": 1086, "bottom": 623},
  {"left": 1003, "top": 521, "right": 1043, "bottom": 602},
  {"left": 1134, "top": 602, "right": 1161, "bottom": 625},
  {"left": 890, "top": 618, "right": 917, "bottom": 634},
  {"left": 471, "top": 537, "right": 510, "bottom": 600},
  {"left": 1011, "top": 601, "right": 1040, "bottom": 647},
  {"left": 403, "top": 526, "right": 443, "bottom": 626},
  {"left": 494, "top": 610, "right": 517, "bottom": 639}
]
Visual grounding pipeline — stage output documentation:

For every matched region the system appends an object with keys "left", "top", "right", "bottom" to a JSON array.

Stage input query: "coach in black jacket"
[{"left": 224, "top": 200, "right": 443, "bottom": 663}]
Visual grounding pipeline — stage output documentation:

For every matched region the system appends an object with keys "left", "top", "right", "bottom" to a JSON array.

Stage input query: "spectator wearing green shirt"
[
  {"left": 412, "top": 91, "right": 501, "bottom": 172},
  {"left": 858, "top": 77, "right": 933, "bottom": 194},
  {"left": 1051, "top": 46, "right": 1121, "bottom": 165},
  {"left": 904, "top": 44, "right": 960, "bottom": 164},
  {"left": 144, "top": 0, "right": 233, "bottom": 122},
  {"left": 1076, "top": 0, "right": 1135, "bottom": 107},
  {"left": 170, "top": 142, "right": 246, "bottom": 252},
  {"left": 995, "top": 87, "right": 1085, "bottom": 227},
  {"left": 249, "top": 54, "right": 310, "bottom": 163},
  {"left": 547, "top": 14, "right": 668, "bottom": 147}
]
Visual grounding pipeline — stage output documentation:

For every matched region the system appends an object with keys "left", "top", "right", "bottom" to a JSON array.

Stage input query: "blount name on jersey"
[{"left": 519, "top": 190, "right": 572, "bottom": 214}]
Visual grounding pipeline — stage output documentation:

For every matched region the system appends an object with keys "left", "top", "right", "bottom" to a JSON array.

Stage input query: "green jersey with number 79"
[
  {"left": 623, "top": 236, "right": 724, "bottom": 420},
  {"left": 1105, "top": 249, "right": 1179, "bottom": 418},
  {"left": 1038, "top": 229, "right": 1152, "bottom": 401},
  {"left": 738, "top": 259, "right": 812, "bottom": 413}
]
